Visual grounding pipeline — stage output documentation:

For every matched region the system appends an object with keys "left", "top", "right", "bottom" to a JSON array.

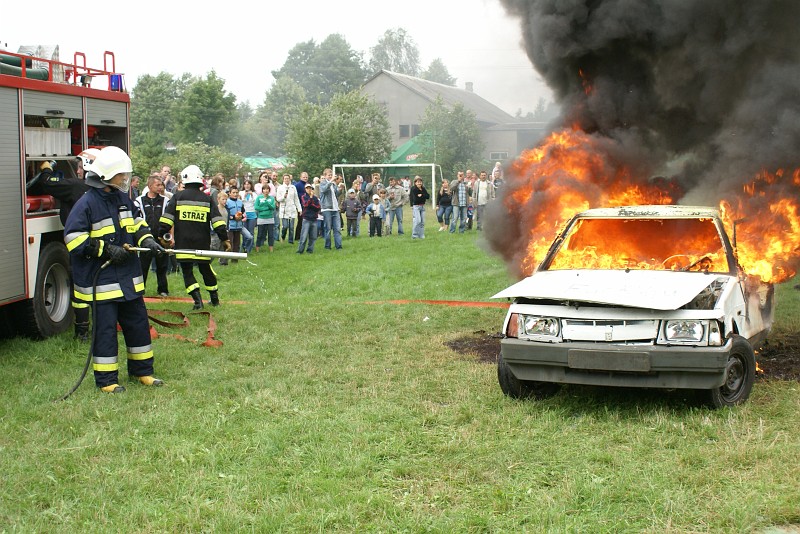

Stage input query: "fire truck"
[{"left": 0, "top": 47, "right": 130, "bottom": 338}]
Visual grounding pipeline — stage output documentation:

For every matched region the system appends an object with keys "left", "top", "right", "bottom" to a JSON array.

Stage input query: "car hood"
[{"left": 492, "top": 270, "right": 730, "bottom": 311}]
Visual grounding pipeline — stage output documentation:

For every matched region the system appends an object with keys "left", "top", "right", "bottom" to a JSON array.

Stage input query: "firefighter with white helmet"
[
  {"left": 160, "top": 164, "right": 230, "bottom": 309},
  {"left": 63, "top": 146, "right": 167, "bottom": 393}
]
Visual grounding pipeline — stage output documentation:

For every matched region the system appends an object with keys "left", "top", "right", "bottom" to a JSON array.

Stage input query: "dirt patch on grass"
[{"left": 448, "top": 330, "right": 800, "bottom": 381}]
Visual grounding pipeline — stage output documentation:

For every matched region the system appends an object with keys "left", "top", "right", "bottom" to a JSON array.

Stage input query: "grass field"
[{"left": 1, "top": 222, "right": 799, "bottom": 532}]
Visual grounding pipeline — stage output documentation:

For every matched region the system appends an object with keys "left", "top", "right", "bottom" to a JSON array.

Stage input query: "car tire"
[
  {"left": 703, "top": 335, "right": 756, "bottom": 408},
  {"left": 498, "top": 352, "right": 560, "bottom": 400}
]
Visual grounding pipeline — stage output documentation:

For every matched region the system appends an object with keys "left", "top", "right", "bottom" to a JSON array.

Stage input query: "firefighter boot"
[
  {"left": 74, "top": 307, "right": 90, "bottom": 342},
  {"left": 209, "top": 290, "right": 220, "bottom": 307},
  {"left": 74, "top": 322, "right": 90, "bottom": 342},
  {"left": 190, "top": 289, "right": 204, "bottom": 310},
  {"left": 137, "top": 376, "right": 164, "bottom": 387},
  {"left": 100, "top": 384, "right": 126, "bottom": 393}
]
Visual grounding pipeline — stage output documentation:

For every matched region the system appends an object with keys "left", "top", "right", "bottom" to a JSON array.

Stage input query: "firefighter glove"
[
  {"left": 141, "top": 237, "right": 167, "bottom": 256},
  {"left": 103, "top": 244, "right": 130, "bottom": 265},
  {"left": 158, "top": 237, "right": 173, "bottom": 249},
  {"left": 40, "top": 160, "right": 57, "bottom": 172},
  {"left": 222, "top": 240, "right": 232, "bottom": 252}
]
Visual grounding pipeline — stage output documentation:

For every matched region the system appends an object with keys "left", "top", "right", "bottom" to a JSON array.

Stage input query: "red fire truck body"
[{"left": 0, "top": 48, "right": 130, "bottom": 338}]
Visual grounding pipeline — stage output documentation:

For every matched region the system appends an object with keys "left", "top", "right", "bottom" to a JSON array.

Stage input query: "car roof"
[{"left": 576, "top": 205, "right": 720, "bottom": 219}]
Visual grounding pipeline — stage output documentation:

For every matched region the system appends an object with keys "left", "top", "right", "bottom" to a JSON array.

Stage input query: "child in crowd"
[
  {"left": 365, "top": 193, "right": 386, "bottom": 237},
  {"left": 225, "top": 186, "right": 244, "bottom": 262},
  {"left": 342, "top": 189, "right": 362, "bottom": 237}
]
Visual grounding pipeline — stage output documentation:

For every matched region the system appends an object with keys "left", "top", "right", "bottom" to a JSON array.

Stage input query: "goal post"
[{"left": 332, "top": 163, "right": 444, "bottom": 205}]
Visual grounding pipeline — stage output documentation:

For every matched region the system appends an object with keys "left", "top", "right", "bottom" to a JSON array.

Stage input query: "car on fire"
[{"left": 493, "top": 205, "right": 774, "bottom": 408}]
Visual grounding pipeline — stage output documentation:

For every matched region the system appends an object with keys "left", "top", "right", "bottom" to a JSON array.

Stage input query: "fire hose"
[
  {"left": 123, "top": 246, "right": 247, "bottom": 260},
  {"left": 55, "top": 244, "right": 244, "bottom": 401}
]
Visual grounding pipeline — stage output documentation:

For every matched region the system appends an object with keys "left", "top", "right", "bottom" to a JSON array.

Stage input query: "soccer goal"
[{"left": 332, "top": 163, "right": 445, "bottom": 205}]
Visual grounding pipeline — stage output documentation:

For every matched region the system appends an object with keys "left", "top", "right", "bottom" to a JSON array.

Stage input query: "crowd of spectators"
[{"left": 137, "top": 163, "right": 506, "bottom": 270}]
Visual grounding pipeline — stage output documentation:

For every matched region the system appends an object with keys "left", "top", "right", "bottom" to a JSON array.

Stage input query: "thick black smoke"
[
  {"left": 486, "top": 0, "right": 800, "bottom": 276},
  {"left": 501, "top": 0, "right": 800, "bottom": 193}
]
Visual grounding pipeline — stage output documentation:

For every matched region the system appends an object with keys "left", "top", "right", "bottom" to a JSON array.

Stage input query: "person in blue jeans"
[
  {"left": 318, "top": 168, "right": 343, "bottom": 250},
  {"left": 449, "top": 171, "right": 470, "bottom": 233},
  {"left": 297, "top": 183, "right": 321, "bottom": 253}
]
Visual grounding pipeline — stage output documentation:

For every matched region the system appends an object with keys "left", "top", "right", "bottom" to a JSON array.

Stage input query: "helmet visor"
[{"left": 105, "top": 172, "right": 131, "bottom": 193}]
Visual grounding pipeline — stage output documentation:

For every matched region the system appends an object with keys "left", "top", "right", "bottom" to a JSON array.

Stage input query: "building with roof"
[{"left": 361, "top": 70, "right": 548, "bottom": 164}]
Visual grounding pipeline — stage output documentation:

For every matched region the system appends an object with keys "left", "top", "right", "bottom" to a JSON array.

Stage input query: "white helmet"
[
  {"left": 180, "top": 164, "right": 204, "bottom": 185},
  {"left": 76, "top": 148, "right": 101, "bottom": 174},
  {"left": 85, "top": 146, "right": 133, "bottom": 192}
]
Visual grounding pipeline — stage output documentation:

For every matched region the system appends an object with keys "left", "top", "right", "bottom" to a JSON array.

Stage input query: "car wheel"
[
  {"left": 704, "top": 336, "right": 756, "bottom": 408},
  {"left": 497, "top": 352, "right": 560, "bottom": 400}
]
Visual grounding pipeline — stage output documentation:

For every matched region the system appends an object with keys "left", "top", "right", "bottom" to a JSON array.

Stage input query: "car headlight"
[
  {"left": 664, "top": 320, "right": 704, "bottom": 343},
  {"left": 519, "top": 315, "right": 561, "bottom": 341}
]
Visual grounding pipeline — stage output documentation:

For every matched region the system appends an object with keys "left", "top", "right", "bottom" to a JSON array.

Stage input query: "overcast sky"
[{"left": 2, "top": 0, "right": 552, "bottom": 115}]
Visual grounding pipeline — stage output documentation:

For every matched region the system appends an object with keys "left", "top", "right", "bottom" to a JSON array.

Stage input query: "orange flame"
[
  {"left": 720, "top": 169, "right": 800, "bottom": 284},
  {"left": 503, "top": 128, "right": 676, "bottom": 275},
  {"left": 500, "top": 129, "right": 800, "bottom": 283}
]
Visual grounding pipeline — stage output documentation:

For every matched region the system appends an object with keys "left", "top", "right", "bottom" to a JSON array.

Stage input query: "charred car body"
[{"left": 494, "top": 205, "right": 774, "bottom": 407}]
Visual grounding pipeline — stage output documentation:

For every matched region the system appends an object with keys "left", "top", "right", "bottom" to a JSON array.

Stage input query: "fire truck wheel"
[
  {"left": 703, "top": 335, "right": 756, "bottom": 408},
  {"left": 15, "top": 242, "right": 73, "bottom": 339},
  {"left": 497, "top": 352, "right": 561, "bottom": 400}
]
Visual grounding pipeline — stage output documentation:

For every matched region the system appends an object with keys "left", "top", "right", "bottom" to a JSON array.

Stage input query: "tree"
[
  {"left": 421, "top": 58, "right": 456, "bottom": 86},
  {"left": 271, "top": 35, "right": 366, "bottom": 106},
  {"left": 172, "top": 71, "right": 238, "bottom": 148},
  {"left": 259, "top": 75, "right": 307, "bottom": 153},
  {"left": 368, "top": 28, "right": 421, "bottom": 76},
  {"left": 417, "top": 96, "right": 485, "bottom": 175},
  {"left": 284, "top": 91, "right": 392, "bottom": 176},
  {"left": 130, "top": 72, "right": 181, "bottom": 147}
]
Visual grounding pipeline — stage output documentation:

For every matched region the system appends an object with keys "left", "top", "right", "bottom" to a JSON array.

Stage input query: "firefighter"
[
  {"left": 160, "top": 165, "right": 230, "bottom": 310},
  {"left": 63, "top": 146, "right": 166, "bottom": 393},
  {"left": 39, "top": 149, "right": 97, "bottom": 341}
]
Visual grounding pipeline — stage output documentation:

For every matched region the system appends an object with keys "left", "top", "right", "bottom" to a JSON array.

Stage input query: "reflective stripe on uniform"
[
  {"left": 73, "top": 282, "right": 124, "bottom": 302},
  {"left": 177, "top": 205, "right": 210, "bottom": 222},
  {"left": 127, "top": 344, "right": 153, "bottom": 361},
  {"left": 93, "top": 355, "right": 119, "bottom": 372},
  {"left": 65, "top": 231, "right": 89, "bottom": 251},
  {"left": 185, "top": 283, "right": 200, "bottom": 293},
  {"left": 90, "top": 218, "right": 115, "bottom": 238},
  {"left": 175, "top": 253, "right": 212, "bottom": 262},
  {"left": 133, "top": 275, "right": 145, "bottom": 293}
]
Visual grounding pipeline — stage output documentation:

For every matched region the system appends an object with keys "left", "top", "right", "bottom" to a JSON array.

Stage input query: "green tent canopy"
[
  {"left": 390, "top": 136, "right": 427, "bottom": 165},
  {"left": 243, "top": 155, "right": 291, "bottom": 170}
]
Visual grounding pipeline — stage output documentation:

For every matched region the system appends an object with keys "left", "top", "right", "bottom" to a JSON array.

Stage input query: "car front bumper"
[{"left": 500, "top": 337, "right": 732, "bottom": 389}]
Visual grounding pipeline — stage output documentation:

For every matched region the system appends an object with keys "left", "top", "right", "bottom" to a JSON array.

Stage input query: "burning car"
[{"left": 493, "top": 205, "right": 774, "bottom": 408}]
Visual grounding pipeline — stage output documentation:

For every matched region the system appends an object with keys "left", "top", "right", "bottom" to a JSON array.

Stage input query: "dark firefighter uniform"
[
  {"left": 159, "top": 183, "right": 228, "bottom": 308},
  {"left": 39, "top": 162, "right": 91, "bottom": 339},
  {"left": 64, "top": 187, "right": 156, "bottom": 388}
]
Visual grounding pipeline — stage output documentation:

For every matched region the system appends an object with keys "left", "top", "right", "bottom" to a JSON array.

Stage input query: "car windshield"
[{"left": 545, "top": 217, "right": 730, "bottom": 272}]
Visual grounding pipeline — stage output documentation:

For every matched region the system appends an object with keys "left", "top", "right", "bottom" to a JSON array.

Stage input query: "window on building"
[
  {"left": 399, "top": 125, "right": 410, "bottom": 138},
  {"left": 489, "top": 151, "right": 509, "bottom": 161},
  {"left": 411, "top": 124, "right": 420, "bottom": 137}
]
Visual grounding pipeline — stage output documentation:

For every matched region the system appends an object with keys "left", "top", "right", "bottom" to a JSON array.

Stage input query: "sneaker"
[
  {"left": 158, "top": 292, "right": 169, "bottom": 297},
  {"left": 100, "top": 384, "right": 126, "bottom": 393}
]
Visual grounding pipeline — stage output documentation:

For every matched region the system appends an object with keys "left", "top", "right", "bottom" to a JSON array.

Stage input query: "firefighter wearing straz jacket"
[
  {"left": 63, "top": 146, "right": 166, "bottom": 394},
  {"left": 159, "top": 165, "right": 230, "bottom": 310}
]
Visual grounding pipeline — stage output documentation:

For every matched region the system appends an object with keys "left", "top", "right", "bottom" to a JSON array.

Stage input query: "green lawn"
[{"left": 1, "top": 224, "right": 798, "bottom": 532}]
